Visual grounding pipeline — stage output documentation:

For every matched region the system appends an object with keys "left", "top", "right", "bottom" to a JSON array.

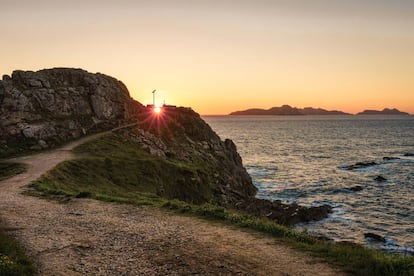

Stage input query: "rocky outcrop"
[
  {"left": 133, "top": 107, "right": 257, "bottom": 205},
  {"left": 235, "top": 198, "right": 332, "bottom": 225},
  {"left": 346, "top": 185, "right": 363, "bottom": 192},
  {"left": 0, "top": 68, "right": 143, "bottom": 157},
  {"left": 374, "top": 175, "right": 387, "bottom": 182}
]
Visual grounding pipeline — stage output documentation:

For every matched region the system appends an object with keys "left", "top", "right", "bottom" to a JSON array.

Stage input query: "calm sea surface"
[{"left": 203, "top": 115, "right": 414, "bottom": 252}]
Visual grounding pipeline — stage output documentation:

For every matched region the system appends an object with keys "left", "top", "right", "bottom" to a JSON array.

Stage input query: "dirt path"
[{"left": 0, "top": 133, "right": 344, "bottom": 275}]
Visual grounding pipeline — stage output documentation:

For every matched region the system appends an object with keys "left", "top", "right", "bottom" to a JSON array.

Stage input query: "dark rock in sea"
[
  {"left": 404, "top": 153, "right": 414, "bottom": 157},
  {"left": 374, "top": 175, "right": 387, "bottom": 182},
  {"left": 347, "top": 185, "right": 363, "bottom": 192},
  {"left": 364, "top": 233, "right": 386, "bottom": 243},
  {"left": 235, "top": 198, "right": 332, "bottom": 226},
  {"left": 341, "top": 161, "right": 377, "bottom": 170},
  {"left": 383, "top": 156, "right": 401, "bottom": 161}
]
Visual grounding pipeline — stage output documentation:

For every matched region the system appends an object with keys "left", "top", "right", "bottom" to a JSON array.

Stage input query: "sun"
[{"left": 153, "top": 106, "right": 162, "bottom": 114}]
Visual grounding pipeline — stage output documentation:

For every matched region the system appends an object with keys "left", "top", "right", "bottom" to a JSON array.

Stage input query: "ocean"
[{"left": 203, "top": 115, "right": 414, "bottom": 253}]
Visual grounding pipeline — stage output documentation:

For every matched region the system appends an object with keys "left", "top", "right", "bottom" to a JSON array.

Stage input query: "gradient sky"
[{"left": 1, "top": 0, "right": 413, "bottom": 114}]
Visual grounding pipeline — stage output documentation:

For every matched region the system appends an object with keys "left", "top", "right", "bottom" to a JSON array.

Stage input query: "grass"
[
  {"left": 30, "top": 130, "right": 414, "bottom": 276},
  {"left": 0, "top": 162, "right": 28, "bottom": 181},
  {"left": 0, "top": 227, "right": 36, "bottom": 275}
]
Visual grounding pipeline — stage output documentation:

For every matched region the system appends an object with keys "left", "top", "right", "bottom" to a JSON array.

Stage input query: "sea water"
[{"left": 204, "top": 115, "right": 414, "bottom": 252}]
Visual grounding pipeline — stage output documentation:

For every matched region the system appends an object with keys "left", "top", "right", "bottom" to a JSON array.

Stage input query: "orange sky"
[{"left": 1, "top": 0, "right": 413, "bottom": 115}]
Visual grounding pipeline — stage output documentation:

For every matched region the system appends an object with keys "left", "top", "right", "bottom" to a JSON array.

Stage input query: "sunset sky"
[{"left": 1, "top": 0, "right": 413, "bottom": 114}]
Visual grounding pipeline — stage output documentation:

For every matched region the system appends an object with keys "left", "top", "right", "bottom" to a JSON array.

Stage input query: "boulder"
[
  {"left": 383, "top": 157, "right": 400, "bottom": 161},
  {"left": 374, "top": 175, "right": 387, "bottom": 182},
  {"left": 347, "top": 185, "right": 363, "bottom": 192},
  {"left": 364, "top": 232, "right": 386, "bottom": 243}
]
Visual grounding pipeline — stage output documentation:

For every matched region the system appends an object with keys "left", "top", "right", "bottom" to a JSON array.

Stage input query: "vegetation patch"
[
  {"left": 0, "top": 227, "right": 36, "bottom": 275},
  {"left": 31, "top": 132, "right": 414, "bottom": 276},
  {"left": 0, "top": 162, "right": 28, "bottom": 181}
]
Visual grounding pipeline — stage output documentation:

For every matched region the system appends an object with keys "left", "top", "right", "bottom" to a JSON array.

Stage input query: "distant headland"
[
  {"left": 356, "top": 108, "right": 409, "bottom": 115},
  {"left": 229, "top": 105, "right": 411, "bottom": 116}
]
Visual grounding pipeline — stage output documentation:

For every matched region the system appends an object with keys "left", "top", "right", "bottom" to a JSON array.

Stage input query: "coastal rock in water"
[
  {"left": 383, "top": 156, "right": 401, "bottom": 161},
  {"left": 347, "top": 185, "right": 363, "bottom": 192},
  {"left": 374, "top": 175, "right": 387, "bottom": 182},
  {"left": 404, "top": 153, "right": 414, "bottom": 157},
  {"left": 234, "top": 198, "right": 332, "bottom": 226},
  {"left": 340, "top": 161, "right": 377, "bottom": 170},
  {"left": 364, "top": 233, "right": 386, "bottom": 243}
]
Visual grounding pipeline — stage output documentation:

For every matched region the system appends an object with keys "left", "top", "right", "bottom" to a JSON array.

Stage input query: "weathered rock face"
[
  {"left": 0, "top": 68, "right": 143, "bottom": 156},
  {"left": 133, "top": 107, "right": 257, "bottom": 205}
]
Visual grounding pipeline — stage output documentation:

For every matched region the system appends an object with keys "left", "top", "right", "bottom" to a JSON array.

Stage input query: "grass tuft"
[{"left": 0, "top": 162, "right": 28, "bottom": 181}]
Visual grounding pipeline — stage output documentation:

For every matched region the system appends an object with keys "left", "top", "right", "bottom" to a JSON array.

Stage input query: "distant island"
[
  {"left": 230, "top": 105, "right": 350, "bottom": 115},
  {"left": 356, "top": 108, "right": 409, "bottom": 115},
  {"left": 230, "top": 105, "right": 410, "bottom": 116}
]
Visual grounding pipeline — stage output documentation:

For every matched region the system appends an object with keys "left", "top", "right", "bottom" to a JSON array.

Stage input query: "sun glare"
[{"left": 154, "top": 106, "right": 161, "bottom": 114}]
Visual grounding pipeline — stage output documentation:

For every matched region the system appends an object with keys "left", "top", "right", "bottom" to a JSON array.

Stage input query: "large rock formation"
[{"left": 0, "top": 68, "right": 143, "bottom": 157}]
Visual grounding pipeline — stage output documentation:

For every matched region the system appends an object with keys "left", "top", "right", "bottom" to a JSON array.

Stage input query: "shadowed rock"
[
  {"left": 374, "top": 175, "right": 387, "bottom": 182},
  {"left": 364, "top": 233, "right": 386, "bottom": 243},
  {"left": 383, "top": 157, "right": 400, "bottom": 161},
  {"left": 347, "top": 185, "right": 363, "bottom": 192},
  {"left": 235, "top": 198, "right": 332, "bottom": 226}
]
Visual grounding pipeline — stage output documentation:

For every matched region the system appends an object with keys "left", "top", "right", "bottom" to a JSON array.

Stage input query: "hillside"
[{"left": 230, "top": 105, "right": 350, "bottom": 115}]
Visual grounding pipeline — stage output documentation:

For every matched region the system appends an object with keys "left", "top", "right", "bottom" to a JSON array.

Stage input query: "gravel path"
[{"left": 0, "top": 134, "right": 344, "bottom": 275}]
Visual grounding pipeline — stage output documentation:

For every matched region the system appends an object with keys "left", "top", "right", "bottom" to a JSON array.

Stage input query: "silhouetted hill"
[
  {"left": 230, "top": 105, "right": 350, "bottom": 115},
  {"left": 356, "top": 108, "right": 409, "bottom": 115}
]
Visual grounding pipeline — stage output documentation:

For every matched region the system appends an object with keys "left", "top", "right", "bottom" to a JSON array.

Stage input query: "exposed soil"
[{"left": 0, "top": 133, "right": 344, "bottom": 275}]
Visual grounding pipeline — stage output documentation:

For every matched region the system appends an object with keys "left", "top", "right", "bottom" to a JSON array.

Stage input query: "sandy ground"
[{"left": 0, "top": 133, "right": 344, "bottom": 275}]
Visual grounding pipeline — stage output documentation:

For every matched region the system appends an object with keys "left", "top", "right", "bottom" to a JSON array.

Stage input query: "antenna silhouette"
[{"left": 152, "top": 90, "right": 156, "bottom": 106}]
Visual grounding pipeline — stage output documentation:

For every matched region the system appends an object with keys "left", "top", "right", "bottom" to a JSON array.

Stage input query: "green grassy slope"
[{"left": 34, "top": 130, "right": 221, "bottom": 205}]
